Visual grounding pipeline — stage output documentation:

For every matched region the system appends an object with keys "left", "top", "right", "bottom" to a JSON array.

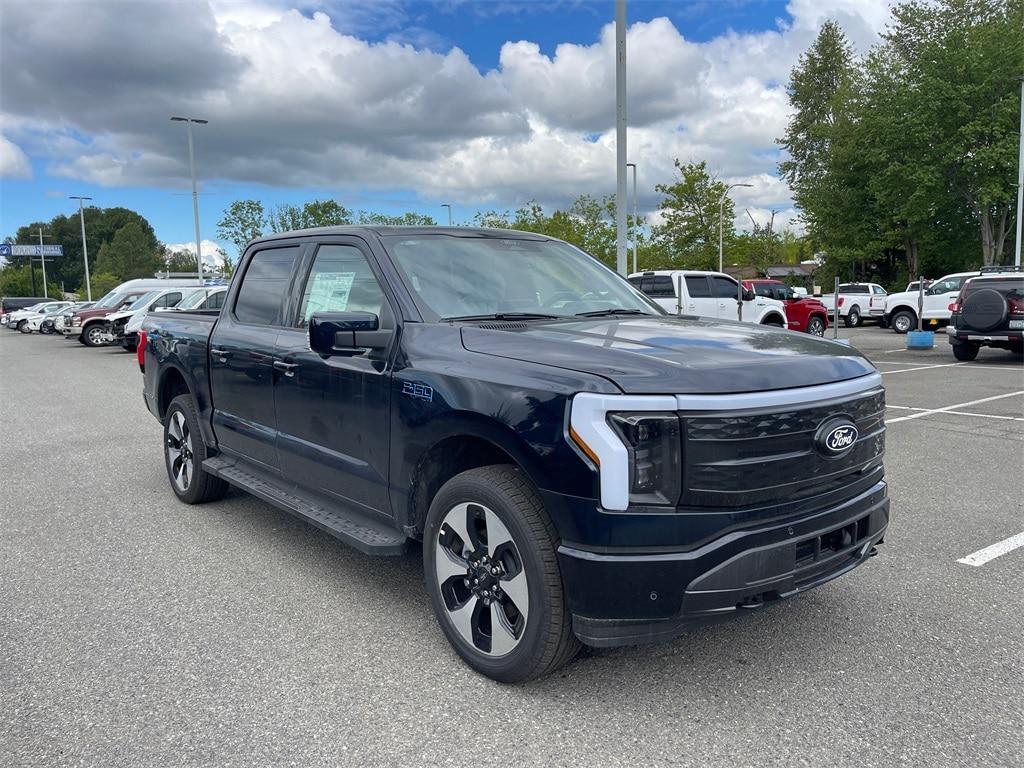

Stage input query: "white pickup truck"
[
  {"left": 627, "top": 270, "right": 788, "bottom": 326},
  {"left": 818, "top": 283, "right": 887, "bottom": 327}
]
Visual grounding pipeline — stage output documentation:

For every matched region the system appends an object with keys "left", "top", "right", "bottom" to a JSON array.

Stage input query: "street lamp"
[
  {"left": 626, "top": 162, "right": 638, "bottom": 274},
  {"left": 719, "top": 182, "right": 752, "bottom": 274},
  {"left": 170, "top": 116, "right": 208, "bottom": 284},
  {"left": 69, "top": 196, "right": 93, "bottom": 300},
  {"left": 441, "top": 203, "right": 452, "bottom": 226},
  {"left": 1014, "top": 75, "right": 1023, "bottom": 267}
]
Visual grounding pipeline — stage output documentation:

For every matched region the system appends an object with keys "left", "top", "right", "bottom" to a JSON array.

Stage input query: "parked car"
[
  {"left": 946, "top": 270, "right": 1024, "bottom": 360},
  {"left": 5, "top": 301, "right": 73, "bottom": 332},
  {"left": 904, "top": 279, "right": 932, "bottom": 293},
  {"left": 818, "top": 283, "right": 887, "bottom": 327},
  {"left": 882, "top": 267, "right": 1022, "bottom": 334},
  {"left": 43, "top": 302, "right": 94, "bottom": 335},
  {"left": 18, "top": 301, "right": 75, "bottom": 333},
  {"left": 141, "top": 226, "right": 888, "bottom": 683},
  {"left": 1, "top": 297, "right": 49, "bottom": 325},
  {"left": 65, "top": 278, "right": 202, "bottom": 346},
  {"left": 743, "top": 279, "right": 829, "bottom": 335},
  {"left": 627, "top": 270, "right": 788, "bottom": 326},
  {"left": 104, "top": 287, "right": 202, "bottom": 351}
]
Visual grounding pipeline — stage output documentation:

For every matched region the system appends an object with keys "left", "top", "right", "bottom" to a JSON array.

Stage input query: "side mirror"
[
  {"left": 309, "top": 311, "right": 391, "bottom": 356},
  {"left": 742, "top": 289, "right": 755, "bottom": 302}
]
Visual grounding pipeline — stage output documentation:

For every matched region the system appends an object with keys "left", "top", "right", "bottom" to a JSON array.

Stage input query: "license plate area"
[{"left": 1008, "top": 319, "right": 1023, "bottom": 329}]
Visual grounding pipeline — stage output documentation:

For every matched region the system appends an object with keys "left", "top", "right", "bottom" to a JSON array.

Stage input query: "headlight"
[
  {"left": 607, "top": 412, "right": 682, "bottom": 506},
  {"left": 71, "top": 317, "right": 82, "bottom": 326}
]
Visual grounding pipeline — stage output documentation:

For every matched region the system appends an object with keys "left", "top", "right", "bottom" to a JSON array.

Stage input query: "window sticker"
[{"left": 305, "top": 271, "right": 355, "bottom": 320}]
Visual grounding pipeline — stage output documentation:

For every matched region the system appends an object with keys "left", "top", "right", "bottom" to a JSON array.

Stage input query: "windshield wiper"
[
  {"left": 443, "top": 312, "right": 562, "bottom": 322},
  {"left": 573, "top": 308, "right": 653, "bottom": 318}
]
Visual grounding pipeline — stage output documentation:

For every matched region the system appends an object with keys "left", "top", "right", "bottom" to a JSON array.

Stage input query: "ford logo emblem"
[{"left": 818, "top": 422, "right": 859, "bottom": 455}]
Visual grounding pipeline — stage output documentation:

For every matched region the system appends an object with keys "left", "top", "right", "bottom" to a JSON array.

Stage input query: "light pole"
[
  {"left": 441, "top": 204, "right": 452, "bottom": 226},
  {"left": 38, "top": 228, "right": 50, "bottom": 298},
  {"left": 626, "top": 162, "right": 638, "bottom": 273},
  {"left": 170, "top": 116, "right": 208, "bottom": 284},
  {"left": 719, "top": 182, "right": 752, "bottom": 274},
  {"left": 1014, "top": 76, "right": 1023, "bottom": 267},
  {"left": 614, "top": 0, "right": 627, "bottom": 275},
  {"left": 69, "top": 196, "right": 93, "bottom": 300}
]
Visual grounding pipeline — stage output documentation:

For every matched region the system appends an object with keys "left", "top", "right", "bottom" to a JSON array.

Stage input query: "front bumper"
[
  {"left": 62, "top": 325, "right": 82, "bottom": 337},
  {"left": 556, "top": 480, "right": 889, "bottom": 647}
]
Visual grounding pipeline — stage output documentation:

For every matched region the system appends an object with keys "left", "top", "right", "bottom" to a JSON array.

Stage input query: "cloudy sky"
[{"left": 0, "top": 0, "right": 894, "bottom": 256}]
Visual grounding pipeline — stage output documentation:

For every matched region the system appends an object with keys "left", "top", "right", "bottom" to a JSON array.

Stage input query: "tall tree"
[
  {"left": 217, "top": 199, "right": 266, "bottom": 259},
  {"left": 652, "top": 160, "right": 733, "bottom": 270},
  {"left": 357, "top": 211, "right": 436, "bottom": 226},
  {"left": 94, "top": 222, "right": 163, "bottom": 280},
  {"left": 269, "top": 199, "right": 353, "bottom": 232}
]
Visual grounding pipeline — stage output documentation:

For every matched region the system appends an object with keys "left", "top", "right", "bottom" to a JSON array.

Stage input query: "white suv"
[
  {"left": 628, "top": 270, "right": 788, "bottom": 326},
  {"left": 883, "top": 267, "right": 1020, "bottom": 334}
]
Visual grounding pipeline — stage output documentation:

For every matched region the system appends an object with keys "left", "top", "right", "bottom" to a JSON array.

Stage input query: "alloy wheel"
[
  {"left": 435, "top": 502, "right": 529, "bottom": 657},
  {"left": 166, "top": 411, "right": 194, "bottom": 492},
  {"left": 894, "top": 314, "right": 913, "bottom": 333},
  {"left": 808, "top": 317, "right": 825, "bottom": 336}
]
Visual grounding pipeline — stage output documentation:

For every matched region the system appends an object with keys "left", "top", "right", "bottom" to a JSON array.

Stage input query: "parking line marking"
[
  {"left": 886, "top": 405, "right": 1024, "bottom": 422},
  {"left": 879, "top": 363, "right": 964, "bottom": 374},
  {"left": 885, "top": 391, "right": 1024, "bottom": 423},
  {"left": 957, "top": 531, "right": 1024, "bottom": 566}
]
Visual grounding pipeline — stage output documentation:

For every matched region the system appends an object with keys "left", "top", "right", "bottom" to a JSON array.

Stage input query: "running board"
[{"left": 202, "top": 455, "right": 409, "bottom": 556}]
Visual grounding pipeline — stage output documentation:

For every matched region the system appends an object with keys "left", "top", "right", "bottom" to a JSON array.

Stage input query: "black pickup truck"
[{"left": 141, "top": 226, "right": 889, "bottom": 682}]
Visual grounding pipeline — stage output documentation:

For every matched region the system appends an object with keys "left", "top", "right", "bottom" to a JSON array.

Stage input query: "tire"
[
  {"left": 951, "top": 342, "right": 979, "bottom": 362},
  {"left": 163, "top": 394, "right": 229, "bottom": 504},
  {"left": 760, "top": 315, "right": 785, "bottom": 328},
  {"left": 844, "top": 306, "right": 862, "bottom": 328},
  {"left": 423, "top": 465, "right": 580, "bottom": 683},
  {"left": 891, "top": 309, "right": 917, "bottom": 335},
  {"left": 18, "top": 321, "right": 31, "bottom": 334},
  {"left": 806, "top": 316, "right": 826, "bottom": 336},
  {"left": 81, "top": 323, "right": 106, "bottom": 347},
  {"left": 122, "top": 341, "right": 137, "bottom": 353},
  {"left": 960, "top": 288, "right": 1007, "bottom": 332}
]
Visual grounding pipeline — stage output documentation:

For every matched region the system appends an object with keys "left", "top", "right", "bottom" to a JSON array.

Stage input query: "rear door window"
[
  {"left": 640, "top": 276, "right": 676, "bottom": 298},
  {"left": 153, "top": 292, "right": 182, "bottom": 308},
  {"left": 233, "top": 246, "right": 301, "bottom": 326},
  {"left": 206, "top": 291, "right": 226, "bottom": 310}
]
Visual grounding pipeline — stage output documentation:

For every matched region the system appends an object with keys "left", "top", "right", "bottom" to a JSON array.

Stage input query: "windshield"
[
  {"left": 176, "top": 290, "right": 212, "bottom": 310},
  {"left": 127, "top": 291, "right": 161, "bottom": 311},
  {"left": 383, "top": 235, "right": 661, "bottom": 320},
  {"left": 95, "top": 290, "right": 125, "bottom": 308}
]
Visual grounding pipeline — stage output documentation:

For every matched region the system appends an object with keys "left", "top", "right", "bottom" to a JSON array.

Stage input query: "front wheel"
[
  {"left": 952, "top": 342, "right": 979, "bottom": 362},
  {"left": 891, "top": 310, "right": 916, "bottom": 334},
  {"left": 163, "top": 395, "right": 229, "bottom": 504},
  {"left": 81, "top": 323, "right": 106, "bottom": 347},
  {"left": 18, "top": 321, "right": 31, "bottom": 334},
  {"left": 806, "top": 316, "right": 826, "bottom": 336},
  {"left": 423, "top": 465, "right": 579, "bottom": 683},
  {"left": 844, "top": 306, "right": 862, "bottom": 328}
]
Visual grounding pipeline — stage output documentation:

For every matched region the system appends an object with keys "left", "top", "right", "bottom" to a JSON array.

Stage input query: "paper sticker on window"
[{"left": 305, "top": 271, "right": 355, "bottom": 320}]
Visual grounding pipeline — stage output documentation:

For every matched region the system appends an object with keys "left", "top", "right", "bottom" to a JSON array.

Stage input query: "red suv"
[{"left": 744, "top": 279, "right": 829, "bottom": 335}]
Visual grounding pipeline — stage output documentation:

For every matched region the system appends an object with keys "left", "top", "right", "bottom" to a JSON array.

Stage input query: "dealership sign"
[{"left": 1, "top": 244, "right": 64, "bottom": 257}]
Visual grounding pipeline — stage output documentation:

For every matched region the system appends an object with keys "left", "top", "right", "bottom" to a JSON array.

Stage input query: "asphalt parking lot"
[{"left": 2, "top": 325, "right": 1022, "bottom": 767}]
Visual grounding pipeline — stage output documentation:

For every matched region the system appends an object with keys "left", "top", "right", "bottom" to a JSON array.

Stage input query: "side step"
[{"left": 203, "top": 455, "right": 409, "bottom": 556}]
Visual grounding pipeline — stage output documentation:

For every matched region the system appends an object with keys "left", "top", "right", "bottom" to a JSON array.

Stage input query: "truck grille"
[{"left": 681, "top": 388, "right": 885, "bottom": 509}]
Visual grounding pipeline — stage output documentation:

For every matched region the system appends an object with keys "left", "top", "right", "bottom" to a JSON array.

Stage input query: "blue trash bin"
[{"left": 906, "top": 330, "right": 934, "bottom": 349}]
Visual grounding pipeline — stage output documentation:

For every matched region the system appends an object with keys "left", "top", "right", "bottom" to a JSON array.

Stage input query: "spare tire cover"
[{"left": 961, "top": 288, "right": 1008, "bottom": 332}]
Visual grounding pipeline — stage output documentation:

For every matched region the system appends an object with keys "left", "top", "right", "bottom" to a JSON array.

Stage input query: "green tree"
[
  {"left": 357, "top": 211, "right": 436, "bottom": 226},
  {"left": 0, "top": 265, "right": 62, "bottom": 298},
  {"left": 94, "top": 222, "right": 163, "bottom": 280},
  {"left": 269, "top": 199, "right": 353, "bottom": 232},
  {"left": 217, "top": 199, "right": 266, "bottom": 259},
  {"left": 88, "top": 273, "right": 122, "bottom": 299},
  {"left": 163, "top": 247, "right": 199, "bottom": 274},
  {"left": 652, "top": 160, "right": 734, "bottom": 270}
]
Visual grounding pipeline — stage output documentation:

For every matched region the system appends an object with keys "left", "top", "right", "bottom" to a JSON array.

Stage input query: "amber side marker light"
[{"left": 569, "top": 425, "right": 601, "bottom": 467}]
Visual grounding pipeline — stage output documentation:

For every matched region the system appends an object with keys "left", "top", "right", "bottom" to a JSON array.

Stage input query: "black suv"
[{"left": 947, "top": 270, "right": 1024, "bottom": 361}]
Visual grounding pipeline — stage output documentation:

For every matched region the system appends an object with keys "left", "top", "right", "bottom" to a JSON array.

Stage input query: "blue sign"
[{"left": 0, "top": 244, "right": 11, "bottom": 258}]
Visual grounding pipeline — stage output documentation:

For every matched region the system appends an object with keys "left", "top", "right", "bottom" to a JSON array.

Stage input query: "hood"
[
  {"left": 885, "top": 290, "right": 917, "bottom": 305},
  {"left": 460, "top": 315, "right": 876, "bottom": 394},
  {"left": 74, "top": 308, "right": 115, "bottom": 320},
  {"left": 107, "top": 310, "right": 135, "bottom": 323}
]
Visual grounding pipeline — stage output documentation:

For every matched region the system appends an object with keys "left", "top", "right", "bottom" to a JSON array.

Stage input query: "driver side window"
[{"left": 297, "top": 244, "right": 387, "bottom": 328}]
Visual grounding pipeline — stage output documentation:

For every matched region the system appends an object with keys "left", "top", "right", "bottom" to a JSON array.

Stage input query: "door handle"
[
  {"left": 273, "top": 360, "right": 298, "bottom": 377},
  {"left": 210, "top": 347, "right": 231, "bottom": 362}
]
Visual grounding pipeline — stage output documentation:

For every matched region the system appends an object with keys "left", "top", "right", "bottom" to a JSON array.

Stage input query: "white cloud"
[
  {"left": 0, "top": 0, "right": 895, "bottom": 229},
  {"left": 166, "top": 240, "right": 229, "bottom": 269},
  {"left": 0, "top": 134, "right": 32, "bottom": 179}
]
